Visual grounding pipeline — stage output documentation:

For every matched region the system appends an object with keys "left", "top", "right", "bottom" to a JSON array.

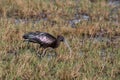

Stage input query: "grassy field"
[{"left": 0, "top": 0, "right": 120, "bottom": 80}]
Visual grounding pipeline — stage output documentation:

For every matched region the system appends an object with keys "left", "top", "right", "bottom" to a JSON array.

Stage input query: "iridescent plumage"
[
  {"left": 23, "top": 31, "right": 64, "bottom": 48},
  {"left": 23, "top": 31, "right": 72, "bottom": 56}
]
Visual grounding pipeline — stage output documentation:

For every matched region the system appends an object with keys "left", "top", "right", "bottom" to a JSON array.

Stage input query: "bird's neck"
[{"left": 55, "top": 40, "right": 61, "bottom": 48}]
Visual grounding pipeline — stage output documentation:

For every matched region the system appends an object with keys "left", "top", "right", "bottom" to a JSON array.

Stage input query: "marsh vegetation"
[{"left": 0, "top": 0, "right": 120, "bottom": 80}]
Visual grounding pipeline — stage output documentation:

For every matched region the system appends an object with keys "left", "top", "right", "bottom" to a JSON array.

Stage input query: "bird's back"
[
  {"left": 23, "top": 31, "right": 58, "bottom": 48},
  {"left": 35, "top": 32, "right": 56, "bottom": 45},
  {"left": 23, "top": 31, "right": 41, "bottom": 43}
]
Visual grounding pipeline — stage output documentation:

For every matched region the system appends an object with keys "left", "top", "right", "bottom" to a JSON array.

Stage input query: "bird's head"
[
  {"left": 57, "top": 35, "right": 65, "bottom": 42},
  {"left": 57, "top": 35, "right": 72, "bottom": 54}
]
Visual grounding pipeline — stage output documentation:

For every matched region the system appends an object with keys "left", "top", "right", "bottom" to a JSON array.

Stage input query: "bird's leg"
[
  {"left": 43, "top": 48, "right": 57, "bottom": 57},
  {"left": 48, "top": 47, "right": 55, "bottom": 53},
  {"left": 41, "top": 48, "right": 48, "bottom": 57},
  {"left": 54, "top": 48, "right": 57, "bottom": 57},
  {"left": 48, "top": 48, "right": 57, "bottom": 57},
  {"left": 36, "top": 45, "right": 42, "bottom": 57},
  {"left": 41, "top": 47, "right": 51, "bottom": 56},
  {"left": 49, "top": 48, "right": 58, "bottom": 57},
  {"left": 27, "top": 41, "right": 30, "bottom": 49}
]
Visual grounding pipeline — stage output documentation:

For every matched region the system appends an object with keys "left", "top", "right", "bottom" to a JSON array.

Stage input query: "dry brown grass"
[{"left": 0, "top": 0, "right": 120, "bottom": 80}]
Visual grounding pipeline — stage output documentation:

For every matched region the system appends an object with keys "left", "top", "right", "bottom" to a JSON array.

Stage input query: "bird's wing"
[{"left": 35, "top": 33, "right": 56, "bottom": 44}]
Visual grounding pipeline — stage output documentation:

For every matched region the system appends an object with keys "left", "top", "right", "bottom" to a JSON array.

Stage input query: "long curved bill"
[{"left": 64, "top": 39, "right": 72, "bottom": 54}]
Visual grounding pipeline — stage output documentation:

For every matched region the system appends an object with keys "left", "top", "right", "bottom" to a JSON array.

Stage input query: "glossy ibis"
[{"left": 23, "top": 31, "right": 72, "bottom": 56}]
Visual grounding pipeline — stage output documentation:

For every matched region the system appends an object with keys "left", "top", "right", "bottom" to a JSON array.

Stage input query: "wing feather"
[{"left": 35, "top": 33, "right": 56, "bottom": 44}]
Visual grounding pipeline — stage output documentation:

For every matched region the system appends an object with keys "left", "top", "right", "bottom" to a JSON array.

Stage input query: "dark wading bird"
[{"left": 23, "top": 31, "right": 72, "bottom": 57}]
